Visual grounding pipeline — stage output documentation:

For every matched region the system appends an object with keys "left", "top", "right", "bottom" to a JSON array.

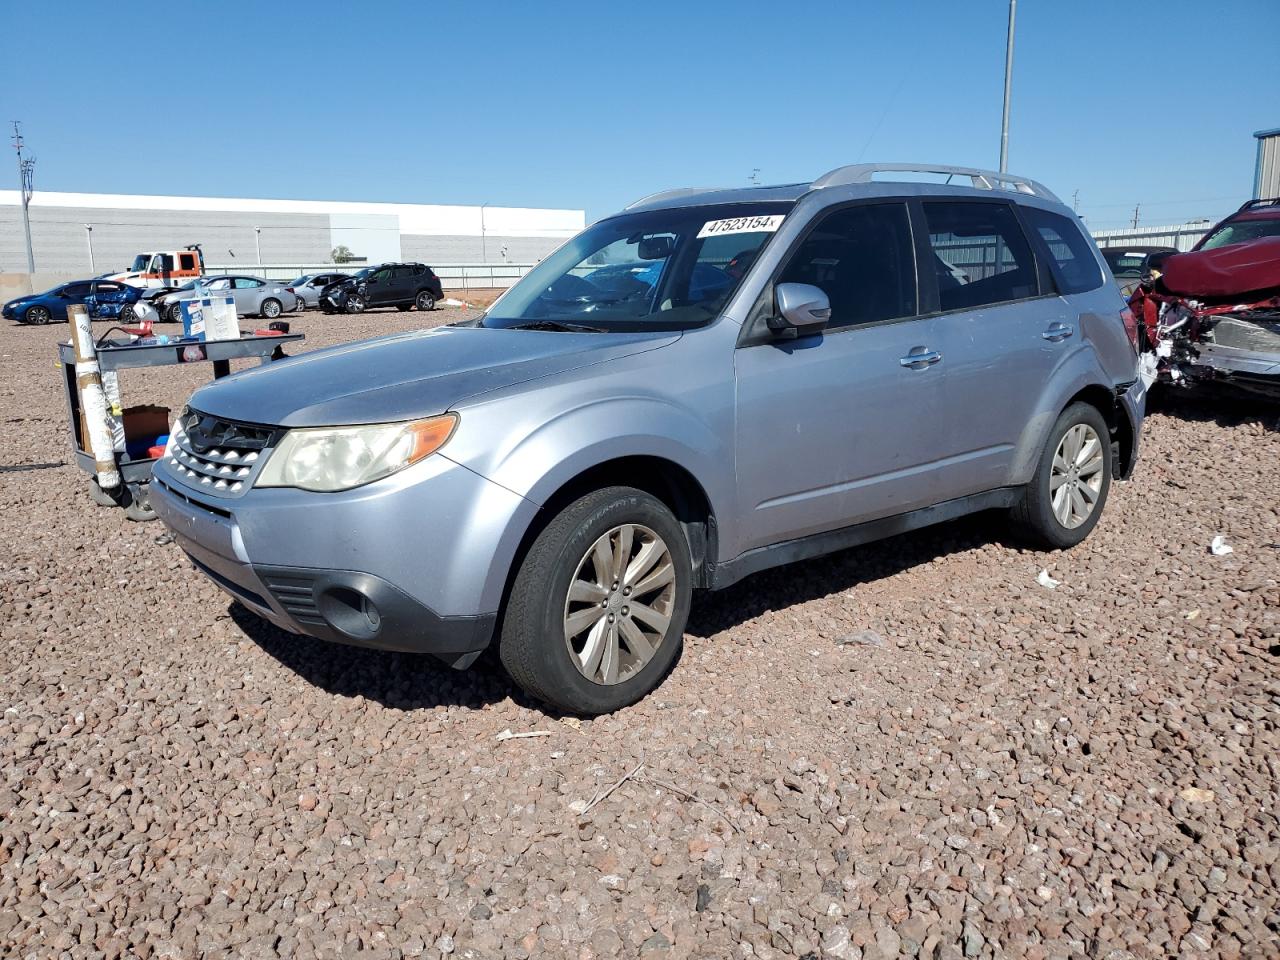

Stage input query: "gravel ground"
[{"left": 1, "top": 309, "right": 1278, "bottom": 960}]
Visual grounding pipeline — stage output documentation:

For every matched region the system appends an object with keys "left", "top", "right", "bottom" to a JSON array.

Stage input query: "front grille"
[
  {"left": 258, "top": 571, "right": 325, "bottom": 625},
  {"left": 165, "top": 408, "right": 276, "bottom": 498}
]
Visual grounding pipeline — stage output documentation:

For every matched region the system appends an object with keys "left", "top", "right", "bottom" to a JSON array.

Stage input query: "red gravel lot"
[{"left": 1, "top": 308, "right": 1277, "bottom": 959}]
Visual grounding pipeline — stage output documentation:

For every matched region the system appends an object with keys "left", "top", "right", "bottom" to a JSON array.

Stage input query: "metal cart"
[{"left": 58, "top": 333, "right": 304, "bottom": 520}]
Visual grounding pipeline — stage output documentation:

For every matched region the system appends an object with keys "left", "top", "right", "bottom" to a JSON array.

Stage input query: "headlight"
[{"left": 254, "top": 414, "right": 458, "bottom": 492}]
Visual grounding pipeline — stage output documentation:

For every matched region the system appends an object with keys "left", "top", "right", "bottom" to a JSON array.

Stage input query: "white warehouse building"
[{"left": 0, "top": 190, "right": 585, "bottom": 277}]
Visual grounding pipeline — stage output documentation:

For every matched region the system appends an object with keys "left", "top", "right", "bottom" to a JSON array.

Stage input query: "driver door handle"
[
  {"left": 1042, "top": 322, "right": 1074, "bottom": 342},
  {"left": 899, "top": 346, "right": 943, "bottom": 369}
]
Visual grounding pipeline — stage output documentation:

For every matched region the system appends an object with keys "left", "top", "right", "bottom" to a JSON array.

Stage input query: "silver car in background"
[
  {"left": 152, "top": 162, "right": 1145, "bottom": 715},
  {"left": 288, "top": 272, "right": 353, "bottom": 310},
  {"left": 171, "top": 275, "right": 297, "bottom": 320}
]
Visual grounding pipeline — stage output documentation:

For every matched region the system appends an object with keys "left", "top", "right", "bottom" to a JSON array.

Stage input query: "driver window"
[{"left": 776, "top": 202, "right": 917, "bottom": 329}]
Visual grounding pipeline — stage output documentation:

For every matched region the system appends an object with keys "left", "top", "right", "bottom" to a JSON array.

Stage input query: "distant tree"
[{"left": 331, "top": 245, "right": 355, "bottom": 263}]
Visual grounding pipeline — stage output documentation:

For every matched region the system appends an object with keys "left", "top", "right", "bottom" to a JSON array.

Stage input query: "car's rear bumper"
[{"left": 1116, "top": 377, "right": 1145, "bottom": 480}]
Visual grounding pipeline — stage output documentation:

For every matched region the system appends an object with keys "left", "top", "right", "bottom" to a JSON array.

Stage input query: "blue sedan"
[{"left": 2, "top": 278, "right": 144, "bottom": 325}]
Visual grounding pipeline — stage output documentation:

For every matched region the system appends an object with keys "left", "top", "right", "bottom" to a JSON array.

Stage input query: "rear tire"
[
  {"left": 499, "top": 486, "right": 691, "bottom": 714},
  {"left": 415, "top": 290, "right": 436, "bottom": 311},
  {"left": 1011, "top": 401, "right": 1112, "bottom": 549},
  {"left": 260, "top": 298, "right": 282, "bottom": 319}
]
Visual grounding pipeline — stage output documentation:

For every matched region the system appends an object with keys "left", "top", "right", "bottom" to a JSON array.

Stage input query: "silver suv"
[{"left": 151, "top": 163, "right": 1145, "bottom": 714}]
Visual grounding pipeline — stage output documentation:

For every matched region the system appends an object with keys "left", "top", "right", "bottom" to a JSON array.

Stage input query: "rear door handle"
[
  {"left": 1042, "top": 322, "right": 1074, "bottom": 342},
  {"left": 899, "top": 346, "right": 943, "bottom": 369}
]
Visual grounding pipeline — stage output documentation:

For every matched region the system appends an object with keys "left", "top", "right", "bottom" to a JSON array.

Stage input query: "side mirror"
[{"left": 769, "top": 283, "right": 831, "bottom": 338}]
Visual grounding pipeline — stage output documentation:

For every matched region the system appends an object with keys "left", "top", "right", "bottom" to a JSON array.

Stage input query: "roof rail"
[
  {"left": 811, "top": 162, "right": 1060, "bottom": 203},
  {"left": 1239, "top": 197, "right": 1280, "bottom": 210},
  {"left": 624, "top": 187, "right": 714, "bottom": 210}
]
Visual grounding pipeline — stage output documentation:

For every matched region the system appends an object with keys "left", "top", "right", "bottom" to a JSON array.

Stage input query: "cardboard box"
[{"left": 180, "top": 296, "right": 239, "bottom": 342}]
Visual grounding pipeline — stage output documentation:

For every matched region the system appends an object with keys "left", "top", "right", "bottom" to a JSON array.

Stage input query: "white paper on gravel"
[
  {"left": 1210, "top": 535, "right": 1234, "bottom": 556},
  {"left": 1036, "top": 569, "right": 1060, "bottom": 590}
]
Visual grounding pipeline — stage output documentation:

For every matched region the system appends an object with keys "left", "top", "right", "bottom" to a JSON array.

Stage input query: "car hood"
[{"left": 188, "top": 324, "right": 680, "bottom": 428}]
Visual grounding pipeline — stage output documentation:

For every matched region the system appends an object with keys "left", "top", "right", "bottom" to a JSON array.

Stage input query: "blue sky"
[{"left": 4, "top": 0, "right": 1277, "bottom": 228}]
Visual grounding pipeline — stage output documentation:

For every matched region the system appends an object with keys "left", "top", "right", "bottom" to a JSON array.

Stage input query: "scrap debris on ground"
[{"left": 0, "top": 309, "right": 1277, "bottom": 959}]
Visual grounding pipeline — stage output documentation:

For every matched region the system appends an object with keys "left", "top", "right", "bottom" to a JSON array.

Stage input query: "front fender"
[
  {"left": 447, "top": 393, "right": 732, "bottom": 606},
  {"left": 1009, "top": 343, "right": 1121, "bottom": 484}
]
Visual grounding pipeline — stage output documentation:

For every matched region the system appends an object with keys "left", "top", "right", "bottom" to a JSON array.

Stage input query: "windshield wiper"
[{"left": 507, "top": 320, "right": 607, "bottom": 333}]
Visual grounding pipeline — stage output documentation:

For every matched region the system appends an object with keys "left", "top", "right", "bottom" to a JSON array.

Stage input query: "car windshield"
[
  {"left": 129, "top": 255, "right": 151, "bottom": 271},
  {"left": 1102, "top": 250, "right": 1150, "bottom": 277},
  {"left": 483, "top": 203, "right": 793, "bottom": 332},
  {"left": 1199, "top": 218, "right": 1280, "bottom": 250}
]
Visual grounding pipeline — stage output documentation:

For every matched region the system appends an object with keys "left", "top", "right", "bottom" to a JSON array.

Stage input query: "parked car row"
[{"left": 5, "top": 262, "right": 446, "bottom": 326}]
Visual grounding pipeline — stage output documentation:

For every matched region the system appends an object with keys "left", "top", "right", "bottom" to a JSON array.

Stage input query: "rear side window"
[
  {"left": 776, "top": 202, "right": 917, "bottom": 329},
  {"left": 1023, "top": 207, "right": 1103, "bottom": 294},
  {"left": 179, "top": 253, "right": 197, "bottom": 271},
  {"left": 393, "top": 266, "right": 415, "bottom": 279},
  {"left": 923, "top": 201, "right": 1038, "bottom": 311},
  {"left": 234, "top": 278, "right": 263, "bottom": 289}
]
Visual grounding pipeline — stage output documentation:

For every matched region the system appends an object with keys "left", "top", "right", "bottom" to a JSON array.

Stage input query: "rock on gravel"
[{"left": 1, "top": 310, "right": 1279, "bottom": 959}]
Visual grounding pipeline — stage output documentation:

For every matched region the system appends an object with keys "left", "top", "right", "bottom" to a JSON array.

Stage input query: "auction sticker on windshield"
[{"left": 697, "top": 215, "right": 785, "bottom": 239}]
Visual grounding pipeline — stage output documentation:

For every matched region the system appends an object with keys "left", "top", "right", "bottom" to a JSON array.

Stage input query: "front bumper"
[{"left": 150, "top": 451, "right": 536, "bottom": 668}]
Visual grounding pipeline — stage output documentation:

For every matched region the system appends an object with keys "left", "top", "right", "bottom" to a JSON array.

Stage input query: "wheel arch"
[
  {"left": 1010, "top": 348, "right": 1136, "bottom": 483},
  {"left": 489, "top": 453, "right": 721, "bottom": 635}
]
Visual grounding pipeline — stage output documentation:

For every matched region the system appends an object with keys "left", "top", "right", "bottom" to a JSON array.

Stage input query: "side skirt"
[{"left": 708, "top": 488, "right": 1020, "bottom": 591}]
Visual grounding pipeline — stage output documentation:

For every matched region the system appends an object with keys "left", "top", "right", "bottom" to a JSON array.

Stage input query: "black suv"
[{"left": 320, "top": 263, "right": 444, "bottom": 314}]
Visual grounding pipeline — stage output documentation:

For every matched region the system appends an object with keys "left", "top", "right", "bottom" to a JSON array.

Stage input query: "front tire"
[
  {"left": 1011, "top": 401, "right": 1112, "bottom": 549},
  {"left": 345, "top": 294, "right": 366, "bottom": 314},
  {"left": 260, "top": 298, "right": 282, "bottom": 319},
  {"left": 25, "top": 305, "right": 51, "bottom": 325},
  {"left": 118, "top": 304, "right": 136, "bottom": 324},
  {"left": 166, "top": 302, "right": 184, "bottom": 324},
  {"left": 499, "top": 486, "right": 692, "bottom": 714}
]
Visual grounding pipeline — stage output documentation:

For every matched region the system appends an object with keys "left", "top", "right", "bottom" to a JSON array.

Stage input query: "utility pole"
[
  {"left": 1131, "top": 204, "right": 1141, "bottom": 229},
  {"left": 480, "top": 202, "right": 489, "bottom": 263},
  {"left": 998, "top": 0, "right": 1017, "bottom": 173},
  {"left": 11, "top": 121, "right": 35, "bottom": 272},
  {"left": 84, "top": 224, "right": 94, "bottom": 272},
  {"left": 254, "top": 226, "right": 262, "bottom": 266},
  {"left": 1072, "top": 190, "right": 1080, "bottom": 214}
]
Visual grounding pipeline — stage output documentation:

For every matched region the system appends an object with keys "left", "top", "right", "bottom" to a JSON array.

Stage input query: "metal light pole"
[
  {"left": 84, "top": 224, "right": 94, "bottom": 272},
  {"left": 254, "top": 226, "right": 262, "bottom": 266},
  {"left": 11, "top": 121, "right": 35, "bottom": 272},
  {"left": 480, "top": 202, "right": 489, "bottom": 263},
  {"left": 999, "top": 0, "right": 1017, "bottom": 173}
]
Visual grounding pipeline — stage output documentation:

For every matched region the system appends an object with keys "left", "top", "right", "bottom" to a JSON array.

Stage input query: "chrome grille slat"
[{"left": 167, "top": 408, "right": 276, "bottom": 500}]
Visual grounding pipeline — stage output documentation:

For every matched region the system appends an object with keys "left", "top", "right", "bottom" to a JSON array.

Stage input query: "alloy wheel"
[
  {"left": 1050, "top": 423, "right": 1105, "bottom": 529},
  {"left": 563, "top": 523, "right": 676, "bottom": 685}
]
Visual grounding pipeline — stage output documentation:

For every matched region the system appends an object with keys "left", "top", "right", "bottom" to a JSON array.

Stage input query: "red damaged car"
[{"left": 1130, "top": 198, "right": 1280, "bottom": 399}]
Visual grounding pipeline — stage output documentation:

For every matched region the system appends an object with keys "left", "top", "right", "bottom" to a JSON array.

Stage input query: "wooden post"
[{"left": 68, "top": 304, "right": 121, "bottom": 490}]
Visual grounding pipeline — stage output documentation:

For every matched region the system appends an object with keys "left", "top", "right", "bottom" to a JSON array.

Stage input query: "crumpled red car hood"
[{"left": 1161, "top": 236, "right": 1280, "bottom": 299}]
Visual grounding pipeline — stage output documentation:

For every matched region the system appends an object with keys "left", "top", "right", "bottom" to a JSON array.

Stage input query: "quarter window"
[
  {"left": 922, "top": 202, "right": 1039, "bottom": 311},
  {"left": 776, "top": 202, "right": 917, "bottom": 329},
  {"left": 179, "top": 253, "right": 197, "bottom": 271},
  {"left": 1022, "top": 207, "right": 1103, "bottom": 294}
]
